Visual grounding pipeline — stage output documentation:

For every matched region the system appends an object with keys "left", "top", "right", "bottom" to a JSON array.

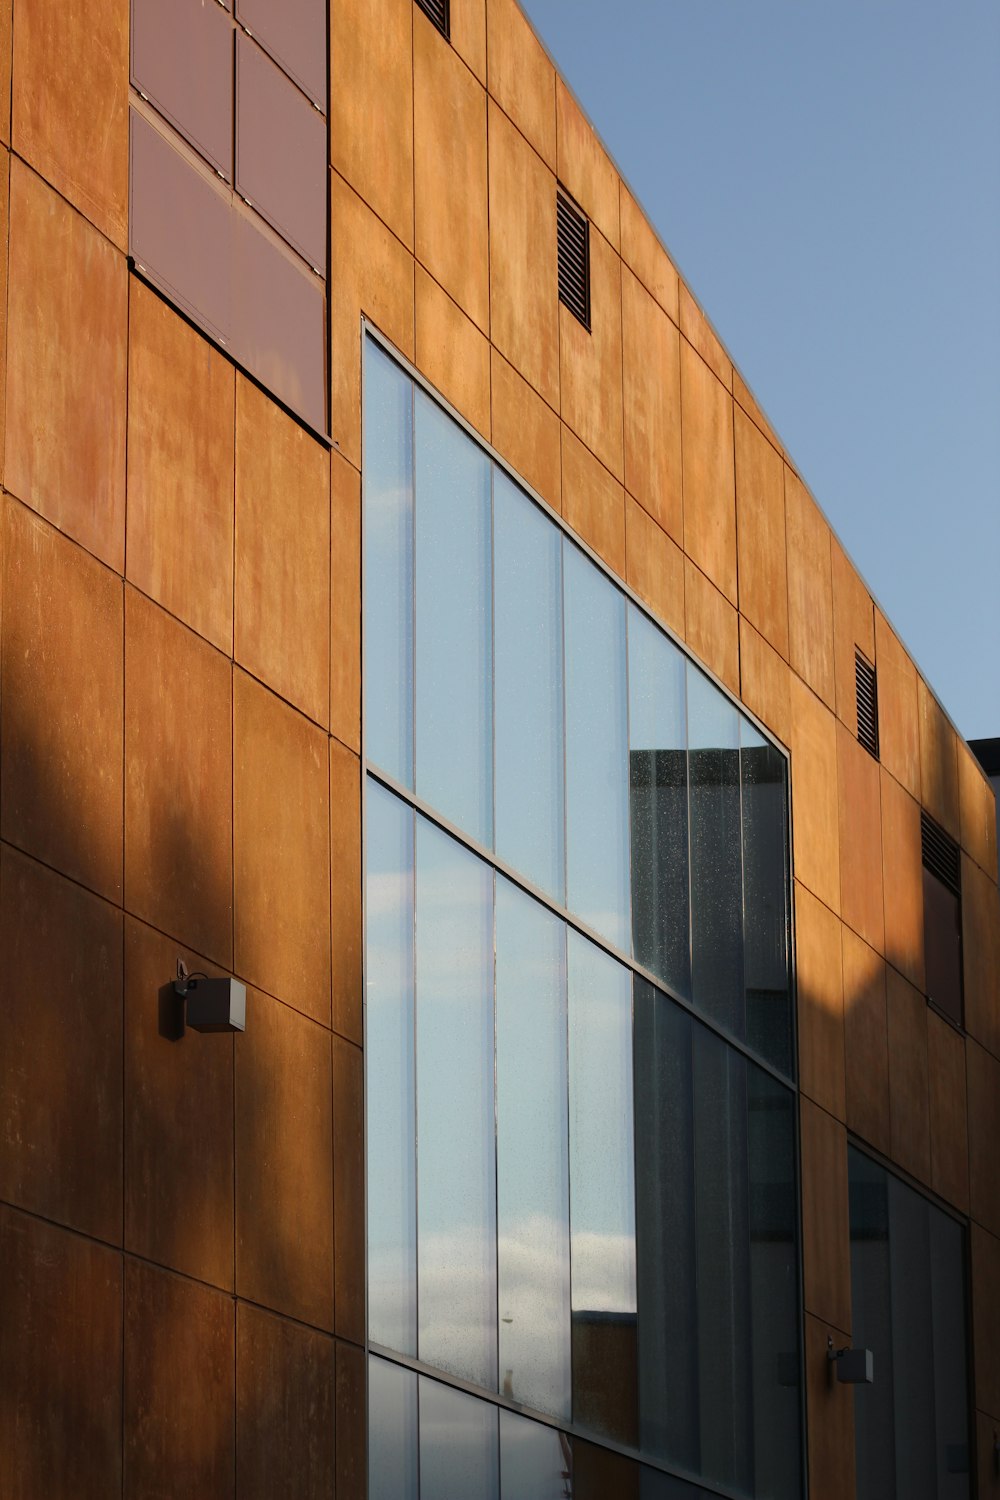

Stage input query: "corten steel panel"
[
  {"left": 0, "top": 846, "right": 123, "bottom": 1243},
  {"left": 232, "top": 211, "right": 328, "bottom": 437},
  {"left": 624, "top": 494, "right": 685, "bottom": 640},
  {"left": 842, "top": 926, "right": 890, "bottom": 1156},
  {"left": 785, "top": 466, "right": 836, "bottom": 709},
  {"left": 620, "top": 182, "right": 679, "bottom": 323},
  {"left": 330, "top": 739, "right": 362, "bottom": 1045},
  {"left": 330, "top": 451, "right": 362, "bottom": 754},
  {"left": 977, "top": 1410, "right": 1000, "bottom": 1498},
  {"left": 124, "top": 917, "right": 234, "bottom": 1290},
  {"left": 488, "top": 101, "right": 559, "bottom": 409},
  {"left": 927, "top": 1008, "right": 969, "bottom": 1212},
  {"left": 804, "top": 1313, "right": 856, "bottom": 1500},
  {"left": 336, "top": 1339, "right": 367, "bottom": 1500},
  {"left": 131, "top": 0, "right": 233, "bottom": 179},
  {"left": 885, "top": 966, "right": 932, "bottom": 1185},
  {"left": 795, "top": 880, "right": 847, "bottom": 1121},
  {"left": 831, "top": 541, "right": 875, "bottom": 733},
  {"left": 622, "top": 267, "right": 682, "bottom": 543},
  {"left": 5, "top": 160, "right": 127, "bottom": 572},
  {"left": 0, "top": 0, "right": 9, "bottom": 146},
  {"left": 734, "top": 368, "right": 783, "bottom": 456},
  {"left": 556, "top": 78, "right": 620, "bottom": 249},
  {"left": 959, "top": 738, "right": 999, "bottom": 878},
  {"left": 330, "top": 0, "right": 413, "bottom": 248},
  {"left": 683, "top": 555, "right": 740, "bottom": 694},
  {"left": 328, "top": 169, "right": 415, "bottom": 467},
  {"left": 333, "top": 1034, "right": 364, "bottom": 1344},
  {"left": 738, "top": 617, "right": 792, "bottom": 750},
  {"left": 12, "top": 0, "right": 128, "bottom": 247},
  {"left": 236, "top": 1304, "right": 335, "bottom": 1499},
  {"left": 789, "top": 674, "right": 842, "bottom": 916},
  {"left": 233, "top": 671, "right": 331, "bottom": 1024},
  {"left": 679, "top": 282, "right": 733, "bottom": 391},
  {"left": 972, "top": 1224, "right": 1000, "bottom": 1419},
  {"left": 413, "top": 14, "right": 489, "bottom": 332},
  {"left": 124, "top": 1260, "right": 235, "bottom": 1499},
  {"left": 1, "top": 498, "right": 124, "bottom": 901},
  {"left": 963, "top": 853, "right": 1000, "bottom": 1057},
  {"left": 130, "top": 109, "right": 233, "bottom": 347},
  {"left": 236, "top": 34, "right": 327, "bottom": 271},
  {"left": 489, "top": 347, "right": 561, "bottom": 514},
  {"left": 873, "top": 608, "right": 920, "bottom": 797},
  {"left": 837, "top": 723, "right": 885, "bottom": 953},
  {"left": 800, "top": 1097, "right": 852, "bottom": 1332},
  {"left": 560, "top": 424, "right": 625, "bottom": 578},
  {"left": 968, "top": 1039, "right": 1000, "bottom": 1238},
  {"left": 486, "top": 0, "right": 556, "bottom": 167},
  {"left": 127, "top": 280, "right": 236, "bottom": 655},
  {"left": 0, "top": 148, "right": 8, "bottom": 478},
  {"left": 918, "top": 675, "right": 961, "bottom": 839},
  {"left": 125, "top": 589, "right": 234, "bottom": 967},
  {"left": 235, "top": 376, "right": 330, "bottom": 726},
  {"left": 414, "top": 264, "right": 491, "bottom": 438},
  {"left": 880, "top": 767, "right": 925, "bottom": 992},
  {"left": 450, "top": 0, "right": 486, "bottom": 83},
  {"left": 236, "top": 0, "right": 327, "bottom": 109},
  {"left": 235, "top": 988, "right": 334, "bottom": 1330},
  {"left": 0, "top": 1206, "right": 122, "bottom": 1499},
  {"left": 679, "top": 340, "right": 737, "bottom": 604},
  {"left": 734, "top": 402, "right": 789, "bottom": 657},
  {"left": 559, "top": 227, "right": 624, "bottom": 479}
]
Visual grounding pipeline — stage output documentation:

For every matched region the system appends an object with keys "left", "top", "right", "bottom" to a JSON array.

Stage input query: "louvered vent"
[
  {"left": 921, "top": 811, "right": 961, "bottom": 896},
  {"left": 557, "top": 191, "right": 590, "bottom": 329},
  {"left": 415, "top": 0, "right": 449, "bottom": 39},
  {"left": 855, "top": 650, "right": 879, "bottom": 759}
]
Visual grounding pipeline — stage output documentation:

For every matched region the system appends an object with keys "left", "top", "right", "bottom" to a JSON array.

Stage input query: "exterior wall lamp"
[
  {"left": 827, "top": 1336, "right": 874, "bottom": 1384},
  {"left": 172, "top": 960, "right": 246, "bottom": 1033}
]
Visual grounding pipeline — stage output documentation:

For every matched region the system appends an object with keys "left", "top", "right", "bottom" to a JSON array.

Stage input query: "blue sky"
[{"left": 522, "top": 0, "right": 1000, "bottom": 742}]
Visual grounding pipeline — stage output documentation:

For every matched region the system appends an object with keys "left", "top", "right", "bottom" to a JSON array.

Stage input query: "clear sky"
[{"left": 522, "top": 0, "right": 1000, "bottom": 742}]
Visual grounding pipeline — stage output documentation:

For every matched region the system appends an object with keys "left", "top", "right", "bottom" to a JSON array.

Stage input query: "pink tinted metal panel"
[
  {"left": 131, "top": 0, "right": 234, "bottom": 179},
  {"left": 232, "top": 212, "right": 327, "bottom": 435},
  {"left": 130, "top": 110, "right": 233, "bottom": 346},
  {"left": 235, "top": 0, "right": 326, "bottom": 110},
  {"left": 236, "top": 37, "right": 326, "bottom": 272}
]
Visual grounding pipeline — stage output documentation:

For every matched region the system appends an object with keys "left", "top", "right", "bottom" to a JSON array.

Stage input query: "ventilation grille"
[
  {"left": 855, "top": 650, "right": 879, "bottom": 759},
  {"left": 557, "top": 191, "right": 590, "bottom": 329},
  {"left": 415, "top": 0, "right": 449, "bottom": 39},
  {"left": 921, "top": 811, "right": 961, "bottom": 895}
]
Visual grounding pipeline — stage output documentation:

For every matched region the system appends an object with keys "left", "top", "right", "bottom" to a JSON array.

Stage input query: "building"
[
  {"left": 0, "top": 0, "right": 998, "bottom": 1497},
  {"left": 970, "top": 742, "right": 1000, "bottom": 883}
]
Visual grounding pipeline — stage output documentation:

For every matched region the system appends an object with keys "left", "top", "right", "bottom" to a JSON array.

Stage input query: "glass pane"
[
  {"left": 741, "top": 722, "right": 792, "bottom": 1076},
  {"left": 568, "top": 931, "right": 636, "bottom": 1446},
  {"left": 414, "top": 393, "right": 493, "bottom": 848},
  {"left": 369, "top": 1356, "right": 418, "bottom": 1500},
  {"left": 366, "top": 782, "right": 416, "bottom": 1354},
  {"left": 564, "top": 544, "right": 630, "bottom": 950},
  {"left": 888, "top": 1177, "right": 936, "bottom": 1500},
  {"left": 419, "top": 1376, "right": 499, "bottom": 1500},
  {"left": 416, "top": 820, "right": 496, "bottom": 1388},
  {"left": 235, "top": 0, "right": 327, "bottom": 108},
  {"left": 496, "top": 880, "right": 570, "bottom": 1418},
  {"left": 929, "top": 1213, "right": 971, "bottom": 1497},
  {"left": 364, "top": 344, "right": 414, "bottom": 787},
  {"left": 688, "top": 668, "right": 744, "bottom": 1038},
  {"left": 499, "top": 1409, "right": 572, "bottom": 1500},
  {"left": 849, "top": 1150, "right": 896, "bottom": 1500},
  {"left": 627, "top": 606, "right": 690, "bottom": 998},
  {"left": 494, "top": 471, "right": 565, "bottom": 901},
  {"left": 236, "top": 35, "right": 327, "bottom": 270},
  {"left": 131, "top": 0, "right": 233, "bottom": 178}
]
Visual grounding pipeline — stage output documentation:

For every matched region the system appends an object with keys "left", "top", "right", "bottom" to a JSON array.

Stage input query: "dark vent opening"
[
  {"left": 921, "top": 811, "right": 961, "bottom": 896},
  {"left": 855, "top": 650, "right": 879, "bottom": 759},
  {"left": 415, "top": 0, "right": 449, "bottom": 40},
  {"left": 557, "top": 191, "right": 590, "bottom": 330}
]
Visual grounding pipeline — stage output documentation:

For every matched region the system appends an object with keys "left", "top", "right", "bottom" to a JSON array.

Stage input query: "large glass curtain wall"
[{"left": 364, "top": 338, "right": 803, "bottom": 1500}]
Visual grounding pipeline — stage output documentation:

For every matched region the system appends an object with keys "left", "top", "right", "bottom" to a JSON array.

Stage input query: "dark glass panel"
[
  {"left": 741, "top": 725, "right": 792, "bottom": 1076},
  {"left": 232, "top": 210, "right": 327, "bottom": 434},
  {"left": 888, "top": 1179, "right": 936, "bottom": 1500},
  {"left": 922, "top": 869, "right": 963, "bottom": 1025},
  {"left": 572, "top": 1439, "right": 640, "bottom": 1500},
  {"left": 236, "top": 0, "right": 327, "bottom": 108},
  {"left": 369, "top": 1356, "right": 419, "bottom": 1500},
  {"left": 130, "top": 109, "right": 233, "bottom": 347},
  {"left": 131, "top": 0, "right": 233, "bottom": 178},
  {"left": 849, "top": 1150, "right": 897, "bottom": 1500},
  {"left": 236, "top": 35, "right": 327, "bottom": 271},
  {"left": 929, "top": 1213, "right": 971, "bottom": 1497}
]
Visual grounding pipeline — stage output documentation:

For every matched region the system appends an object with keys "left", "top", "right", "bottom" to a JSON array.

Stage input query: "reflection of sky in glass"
[
  {"left": 369, "top": 1356, "right": 418, "bottom": 1500},
  {"left": 419, "top": 1375, "right": 499, "bottom": 1500},
  {"left": 628, "top": 604, "right": 686, "bottom": 751}
]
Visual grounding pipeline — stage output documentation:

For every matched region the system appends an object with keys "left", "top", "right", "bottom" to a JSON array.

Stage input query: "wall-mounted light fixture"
[
  {"left": 827, "top": 1336, "right": 874, "bottom": 1385},
  {"left": 173, "top": 961, "right": 246, "bottom": 1033}
]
